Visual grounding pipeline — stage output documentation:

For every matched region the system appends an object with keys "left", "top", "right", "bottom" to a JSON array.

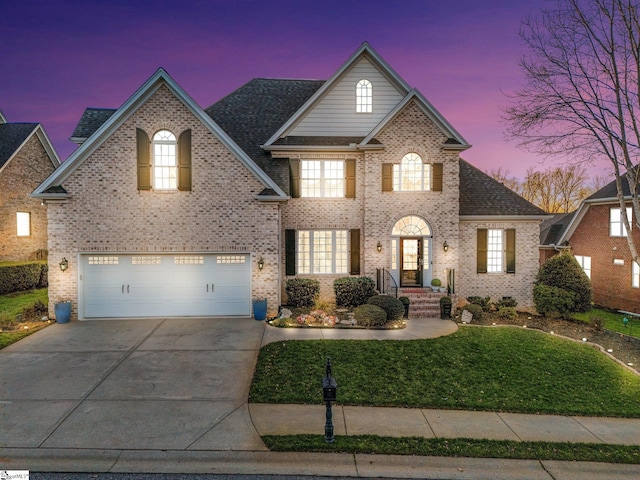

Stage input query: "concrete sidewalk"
[{"left": 0, "top": 317, "right": 639, "bottom": 479}]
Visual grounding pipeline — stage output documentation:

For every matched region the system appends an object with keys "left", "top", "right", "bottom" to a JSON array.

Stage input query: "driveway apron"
[{"left": 0, "top": 318, "right": 267, "bottom": 451}]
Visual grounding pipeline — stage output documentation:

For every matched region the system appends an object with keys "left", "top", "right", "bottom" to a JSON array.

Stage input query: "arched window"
[
  {"left": 393, "top": 153, "right": 432, "bottom": 191},
  {"left": 153, "top": 130, "right": 177, "bottom": 189},
  {"left": 356, "top": 79, "right": 372, "bottom": 113},
  {"left": 392, "top": 215, "right": 431, "bottom": 236}
]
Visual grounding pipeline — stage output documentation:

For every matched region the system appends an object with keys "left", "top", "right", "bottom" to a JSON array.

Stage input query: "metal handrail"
[{"left": 376, "top": 268, "right": 398, "bottom": 298}]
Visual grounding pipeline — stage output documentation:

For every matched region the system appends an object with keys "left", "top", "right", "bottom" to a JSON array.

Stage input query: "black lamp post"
[{"left": 322, "top": 357, "right": 337, "bottom": 443}]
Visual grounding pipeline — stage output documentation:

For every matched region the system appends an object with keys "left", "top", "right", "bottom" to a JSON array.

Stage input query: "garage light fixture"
[
  {"left": 59, "top": 258, "right": 69, "bottom": 272},
  {"left": 257, "top": 256, "right": 265, "bottom": 270}
]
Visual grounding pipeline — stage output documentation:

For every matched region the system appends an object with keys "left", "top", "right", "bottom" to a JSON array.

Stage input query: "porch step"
[{"left": 399, "top": 288, "right": 456, "bottom": 319}]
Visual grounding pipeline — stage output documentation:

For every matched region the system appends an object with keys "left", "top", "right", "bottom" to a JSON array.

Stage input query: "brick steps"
[{"left": 399, "top": 289, "right": 456, "bottom": 319}]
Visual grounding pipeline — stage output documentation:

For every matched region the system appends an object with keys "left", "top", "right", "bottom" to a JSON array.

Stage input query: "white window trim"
[
  {"left": 633, "top": 261, "right": 639, "bottom": 288},
  {"left": 297, "top": 230, "right": 348, "bottom": 274},
  {"left": 16, "top": 212, "right": 30, "bottom": 237},
  {"left": 392, "top": 153, "right": 432, "bottom": 192},
  {"left": 574, "top": 255, "right": 592, "bottom": 279},
  {"left": 487, "top": 229, "right": 504, "bottom": 273},
  {"left": 152, "top": 130, "right": 177, "bottom": 190},
  {"left": 356, "top": 79, "right": 372, "bottom": 113},
  {"left": 610, "top": 207, "right": 632, "bottom": 237},
  {"left": 300, "top": 159, "right": 345, "bottom": 198}
]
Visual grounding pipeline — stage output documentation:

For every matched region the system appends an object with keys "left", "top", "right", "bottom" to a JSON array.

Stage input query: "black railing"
[{"left": 376, "top": 268, "right": 398, "bottom": 298}]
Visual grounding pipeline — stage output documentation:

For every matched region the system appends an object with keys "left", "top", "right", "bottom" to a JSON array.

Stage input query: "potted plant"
[
  {"left": 54, "top": 300, "right": 72, "bottom": 324},
  {"left": 430, "top": 278, "right": 441, "bottom": 292},
  {"left": 439, "top": 296, "right": 453, "bottom": 319},
  {"left": 399, "top": 296, "right": 410, "bottom": 318},
  {"left": 253, "top": 297, "right": 267, "bottom": 321}
]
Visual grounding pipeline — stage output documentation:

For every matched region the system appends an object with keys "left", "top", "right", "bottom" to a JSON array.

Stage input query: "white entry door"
[{"left": 80, "top": 254, "right": 251, "bottom": 318}]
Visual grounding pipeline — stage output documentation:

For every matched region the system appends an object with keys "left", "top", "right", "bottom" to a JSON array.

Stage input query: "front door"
[{"left": 400, "top": 238, "right": 422, "bottom": 287}]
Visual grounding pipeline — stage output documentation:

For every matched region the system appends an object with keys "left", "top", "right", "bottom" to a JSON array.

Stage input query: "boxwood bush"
[
  {"left": 533, "top": 283, "right": 576, "bottom": 318},
  {"left": 367, "top": 295, "right": 405, "bottom": 322},
  {"left": 0, "top": 262, "right": 48, "bottom": 295},
  {"left": 462, "top": 303, "right": 483, "bottom": 321},
  {"left": 285, "top": 278, "right": 320, "bottom": 307},
  {"left": 353, "top": 304, "right": 387, "bottom": 327},
  {"left": 333, "top": 276, "right": 376, "bottom": 307},
  {"left": 536, "top": 252, "right": 592, "bottom": 313}
]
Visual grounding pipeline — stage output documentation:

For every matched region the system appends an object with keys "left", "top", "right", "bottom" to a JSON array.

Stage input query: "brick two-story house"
[
  {"left": 33, "top": 43, "right": 546, "bottom": 321},
  {"left": 0, "top": 110, "right": 60, "bottom": 261},
  {"left": 543, "top": 174, "right": 639, "bottom": 314}
]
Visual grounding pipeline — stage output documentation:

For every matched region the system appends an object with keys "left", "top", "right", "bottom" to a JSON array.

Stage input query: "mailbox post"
[{"left": 322, "top": 358, "right": 337, "bottom": 443}]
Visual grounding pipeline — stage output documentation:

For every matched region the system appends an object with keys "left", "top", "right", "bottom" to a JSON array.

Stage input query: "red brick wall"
[
  {"left": 569, "top": 203, "right": 640, "bottom": 313},
  {"left": 0, "top": 134, "right": 55, "bottom": 261}
]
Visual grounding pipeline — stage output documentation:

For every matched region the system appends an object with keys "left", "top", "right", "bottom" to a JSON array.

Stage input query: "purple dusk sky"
[{"left": 0, "top": 0, "right": 612, "bottom": 180}]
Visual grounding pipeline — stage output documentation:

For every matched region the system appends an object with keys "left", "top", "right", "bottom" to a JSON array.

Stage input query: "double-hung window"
[
  {"left": 477, "top": 228, "right": 516, "bottom": 274},
  {"left": 153, "top": 130, "right": 177, "bottom": 190},
  {"left": 610, "top": 207, "right": 632, "bottom": 237},
  {"left": 393, "top": 153, "right": 432, "bottom": 191},
  {"left": 16, "top": 212, "right": 30, "bottom": 237},
  {"left": 301, "top": 160, "right": 344, "bottom": 197},
  {"left": 297, "top": 230, "right": 348, "bottom": 274},
  {"left": 574, "top": 255, "right": 592, "bottom": 279},
  {"left": 633, "top": 261, "right": 639, "bottom": 288}
]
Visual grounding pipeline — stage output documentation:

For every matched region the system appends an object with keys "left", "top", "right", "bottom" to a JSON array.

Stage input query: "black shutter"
[
  {"left": 350, "top": 229, "right": 360, "bottom": 275},
  {"left": 477, "top": 228, "right": 488, "bottom": 274},
  {"left": 289, "top": 159, "right": 300, "bottom": 198},
  {"left": 136, "top": 128, "right": 150, "bottom": 190},
  {"left": 285, "top": 229, "right": 296, "bottom": 275},
  {"left": 178, "top": 129, "right": 192, "bottom": 191}
]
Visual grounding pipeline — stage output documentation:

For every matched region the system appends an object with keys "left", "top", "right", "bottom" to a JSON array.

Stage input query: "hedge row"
[{"left": 0, "top": 262, "right": 48, "bottom": 295}]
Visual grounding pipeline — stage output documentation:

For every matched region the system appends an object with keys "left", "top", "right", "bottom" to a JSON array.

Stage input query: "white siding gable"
[{"left": 290, "top": 57, "right": 405, "bottom": 137}]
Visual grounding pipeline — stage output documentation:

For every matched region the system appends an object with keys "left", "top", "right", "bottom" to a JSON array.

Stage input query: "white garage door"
[{"left": 80, "top": 254, "right": 251, "bottom": 318}]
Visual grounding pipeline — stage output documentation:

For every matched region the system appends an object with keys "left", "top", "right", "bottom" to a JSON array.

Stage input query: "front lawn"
[
  {"left": 0, "top": 288, "right": 48, "bottom": 317},
  {"left": 250, "top": 327, "right": 640, "bottom": 417},
  {"left": 573, "top": 308, "right": 640, "bottom": 339},
  {"left": 0, "top": 288, "right": 49, "bottom": 348}
]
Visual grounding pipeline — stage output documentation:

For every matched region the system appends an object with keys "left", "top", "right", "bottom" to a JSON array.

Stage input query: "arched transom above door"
[{"left": 392, "top": 215, "right": 431, "bottom": 236}]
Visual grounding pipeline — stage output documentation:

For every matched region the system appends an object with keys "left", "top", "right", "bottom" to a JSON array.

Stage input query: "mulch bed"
[{"left": 462, "top": 312, "right": 640, "bottom": 373}]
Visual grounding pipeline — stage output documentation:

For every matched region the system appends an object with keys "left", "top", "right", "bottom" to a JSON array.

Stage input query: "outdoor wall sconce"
[
  {"left": 443, "top": 241, "right": 449, "bottom": 253},
  {"left": 59, "top": 258, "right": 69, "bottom": 272},
  {"left": 376, "top": 241, "right": 382, "bottom": 253},
  {"left": 257, "top": 257, "right": 265, "bottom": 270}
]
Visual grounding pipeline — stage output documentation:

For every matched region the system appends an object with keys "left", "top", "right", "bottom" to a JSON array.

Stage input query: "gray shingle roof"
[
  {"left": 0, "top": 123, "right": 38, "bottom": 169},
  {"left": 459, "top": 159, "right": 547, "bottom": 216},
  {"left": 539, "top": 211, "right": 575, "bottom": 245},
  {"left": 205, "top": 78, "right": 325, "bottom": 192},
  {"left": 70, "top": 108, "right": 116, "bottom": 143},
  {"left": 586, "top": 166, "right": 638, "bottom": 200}
]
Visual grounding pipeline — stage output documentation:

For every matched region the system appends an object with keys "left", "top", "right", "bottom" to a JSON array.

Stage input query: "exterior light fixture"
[
  {"left": 59, "top": 258, "right": 69, "bottom": 272},
  {"left": 443, "top": 241, "right": 449, "bottom": 253},
  {"left": 257, "top": 257, "right": 265, "bottom": 270},
  {"left": 376, "top": 241, "right": 382, "bottom": 253}
]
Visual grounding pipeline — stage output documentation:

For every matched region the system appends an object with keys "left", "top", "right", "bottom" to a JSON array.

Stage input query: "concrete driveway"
[{"left": 0, "top": 318, "right": 268, "bottom": 452}]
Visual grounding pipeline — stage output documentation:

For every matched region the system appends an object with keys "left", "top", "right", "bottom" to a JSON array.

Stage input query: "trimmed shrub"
[
  {"left": 537, "top": 252, "right": 592, "bottom": 312},
  {"left": 367, "top": 295, "right": 405, "bottom": 322},
  {"left": 466, "top": 296, "right": 492, "bottom": 312},
  {"left": 462, "top": 303, "right": 483, "bottom": 321},
  {"left": 533, "top": 283, "right": 575, "bottom": 317},
  {"left": 333, "top": 277, "right": 376, "bottom": 307},
  {"left": 496, "top": 307, "right": 518, "bottom": 320},
  {"left": 353, "top": 304, "right": 387, "bottom": 327},
  {"left": 285, "top": 278, "right": 320, "bottom": 307},
  {"left": 0, "top": 262, "right": 48, "bottom": 295},
  {"left": 494, "top": 297, "right": 518, "bottom": 309}
]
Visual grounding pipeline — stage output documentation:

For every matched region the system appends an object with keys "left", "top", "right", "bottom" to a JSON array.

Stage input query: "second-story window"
[
  {"left": 153, "top": 130, "right": 177, "bottom": 190},
  {"left": 356, "top": 79, "right": 372, "bottom": 113},
  {"left": 301, "top": 160, "right": 344, "bottom": 197},
  {"left": 610, "top": 207, "right": 632, "bottom": 237},
  {"left": 393, "top": 153, "right": 432, "bottom": 191}
]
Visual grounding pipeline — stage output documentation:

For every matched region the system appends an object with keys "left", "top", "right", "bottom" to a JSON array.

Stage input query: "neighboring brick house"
[
  {"left": 33, "top": 43, "right": 546, "bottom": 321},
  {"left": 0, "top": 110, "right": 60, "bottom": 261},
  {"left": 543, "top": 175, "right": 640, "bottom": 314}
]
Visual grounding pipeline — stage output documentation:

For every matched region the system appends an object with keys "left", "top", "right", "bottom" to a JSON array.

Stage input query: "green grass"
[
  {"left": 0, "top": 288, "right": 48, "bottom": 317},
  {"left": 250, "top": 327, "right": 640, "bottom": 417},
  {"left": 264, "top": 435, "right": 640, "bottom": 464},
  {"left": 0, "top": 331, "right": 32, "bottom": 349},
  {"left": 573, "top": 308, "right": 640, "bottom": 339}
]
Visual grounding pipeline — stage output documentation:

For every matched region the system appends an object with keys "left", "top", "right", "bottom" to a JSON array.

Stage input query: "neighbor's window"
[
  {"left": 393, "top": 153, "right": 432, "bottom": 191},
  {"left": 356, "top": 79, "right": 372, "bottom": 113},
  {"left": 574, "top": 255, "right": 592, "bottom": 279},
  {"left": 633, "top": 261, "right": 639, "bottom": 288},
  {"left": 301, "top": 160, "right": 344, "bottom": 197},
  {"left": 610, "top": 207, "right": 632, "bottom": 237},
  {"left": 298, "top": 230, "right": 348, "bottom": 274},
  {"left": 153, "top": 130, "right": 177, "bottom": 190},
  {"left": 16, "top": 212, "right": 30, "bottom": 236}
]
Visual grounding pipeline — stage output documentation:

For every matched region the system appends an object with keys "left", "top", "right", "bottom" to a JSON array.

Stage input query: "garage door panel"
[{"left": 81, "top": 254, "right": 251, "bottom": 318}]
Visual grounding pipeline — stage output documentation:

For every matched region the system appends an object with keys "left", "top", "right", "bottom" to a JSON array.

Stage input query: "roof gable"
[
  {"left": 70, "top": 108, "right": 117, "bottom": 144},
  {"left": 264, "top": 42, "right": 412, "bottom": 146},
  {"left": 33, "top": 69, "right": 288, "bottom": 199},
  {"left": 0, "top": 123, "right": 60, "bottom": 174},
  {"left": 459, "top": 159, "right": 547, "bottom": 217}
]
